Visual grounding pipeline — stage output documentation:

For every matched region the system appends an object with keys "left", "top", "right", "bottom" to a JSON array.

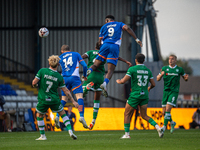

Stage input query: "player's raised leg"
[
  {"left": 58, "top": 110, "right": 77, "bottom": 140},
  {"left": 55, "top": 99, "right": 67, "bottom": 128},
  {"left": 100, "top": 63, "right": 116, "bottom": 97},
  {"left": 87, "top": 59, "right": 103, "bottom": 76},
  {"left": 83, "top": 82, "right": 94, "bottom": 98},
  {"left": 140, "top": 104, "right": 163, "bottom": 138}
]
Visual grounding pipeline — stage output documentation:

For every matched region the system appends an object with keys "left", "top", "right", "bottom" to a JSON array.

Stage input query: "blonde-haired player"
[{"left": 32, "top": 55, "right": 79, "bottom": 140}]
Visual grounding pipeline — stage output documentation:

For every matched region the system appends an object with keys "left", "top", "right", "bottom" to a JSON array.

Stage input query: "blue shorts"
[
  {"left": 96, "top": 43, "right": 119, "bottom": 66},
  {"left": 62, "top": 76, "right": 83, "bottom": 95}
]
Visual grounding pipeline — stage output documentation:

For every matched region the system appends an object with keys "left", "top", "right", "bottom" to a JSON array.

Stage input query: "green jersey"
[
  {"left": 35, "top": 68, "right": 65, "bottom": 104},
  {"left": 160, "top": 65, "right": 185, "bottom": 92},
  {"left": 126, "top": 64, "right": 153, "bottom": 99},
  {"left": 85, "top": 50, "right": 105, "bottom": 74}
]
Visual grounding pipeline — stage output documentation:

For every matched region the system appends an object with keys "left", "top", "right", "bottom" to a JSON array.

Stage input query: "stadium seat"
[
  {"left": 25, "top": 103, "right": 32, "bottom": 108},
  {"left": 16, "top": 90, "right": 22, "bottom": 96},
  {"left": 10, "top": 96, "right": 17, "bottom": 101},
  {"left": 21, "top": 90, "right": 27, "bottom": 96},
  {"left": 6, "top": 90, "right": 13, "bottom": 96},
  {"left": 4, "top": 84, "right": 12, "bottom": 90},
  {"left": 1, "top": 90, "right": 7, "bottom": 95},
  {"left": 16, "top": 96, "right": 23, "bottom": 101},
  {"left": 11, "top": 90, "right": 17, "bottom": 96},
  {"left": 4, "top": 96, "right": 12, "bottom": 101},
  {"left": 21, "top": 96, "right": 27, "bottom": 101},
  {"left": 10, "top": 102, "right": 17, "bottom": 108},
  {"left": 33, "top": 102, "right": 37, "bottom": 108},
  {"left": 0, "top": 84, "right": 5, "bottom": 90},
  {"left": 32, "top": 96, "right": 38, "bottom": 101},
  {"left": 27, "top": 96, "right": 32, "bottom": 101},
  {"left": 4, "top": 102, "right": 11, "bottom": 108}
]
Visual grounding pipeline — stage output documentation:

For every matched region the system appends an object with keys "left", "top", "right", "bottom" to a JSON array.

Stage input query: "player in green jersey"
[
  {"left": 157, "top": 54, "right": 188, "bottom": 135},
  {"left": 116, "top": 53, "right": 163, "bottom": 138},
  {"left": 81, "top": 42, "right": 132, "bottom": 130},
  {"left": 32, "top": 55, "right": 79, "bottom": 140}
]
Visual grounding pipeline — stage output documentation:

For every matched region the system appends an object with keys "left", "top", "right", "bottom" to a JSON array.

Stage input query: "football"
[{"left": 38, "top": 27, "right": 49, "bottom": 38}]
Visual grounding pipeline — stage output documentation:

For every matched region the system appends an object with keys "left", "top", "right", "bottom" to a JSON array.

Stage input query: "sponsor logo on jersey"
[
  {"left": 166, "top": 69, "right": 169, "bottom": 71},
  {"left": 166, "top": 73, "right": 178, "bottom": 76},
  {"left": 176, "top": 69, "right": 179, "bottom": 72}
]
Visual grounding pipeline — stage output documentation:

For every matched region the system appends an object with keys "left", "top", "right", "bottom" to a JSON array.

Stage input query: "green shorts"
[
  {"left": 36, "top": 102, "right": 63, "bottom": 114},
  {"left": 162, "top": 90, "right": 178, "bottom": 107},
  {"left": 127, "top": 95, "right": 149, "bottom": 109},
  {"left": 83, "top": 71, "right": 104, "bottom": 91}
]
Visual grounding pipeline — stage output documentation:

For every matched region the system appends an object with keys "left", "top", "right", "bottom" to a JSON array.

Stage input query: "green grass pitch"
[{"left": 0, "top": 129, "right": 200, "bottom": 150}]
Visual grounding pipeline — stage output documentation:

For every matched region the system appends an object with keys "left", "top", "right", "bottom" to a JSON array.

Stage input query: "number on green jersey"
[{"left": 137, "top": 75, "right": 148, "bottom": 86}]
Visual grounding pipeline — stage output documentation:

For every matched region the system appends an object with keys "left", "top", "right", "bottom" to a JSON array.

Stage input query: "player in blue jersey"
[
  {"left": 54, "top": 45, "right": 89, "bottom": 129},
  {"left": 87, "top": 15, "right": 143, "bottom": 97}
]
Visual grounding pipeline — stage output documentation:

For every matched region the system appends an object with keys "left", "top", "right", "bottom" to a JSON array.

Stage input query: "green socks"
[
  {"left": 61, "top": 114, "right": 72, "bottom": 130},
  {"left": 124, "top": 123, "right": 130, "bottom": 132},
  {"left": 164, "top": 112, "right": 171, "bottom": 126}
]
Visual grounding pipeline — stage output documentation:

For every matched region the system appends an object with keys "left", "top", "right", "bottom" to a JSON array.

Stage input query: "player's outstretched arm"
[
  {"left": 157, "top": 71, "right": 164, "bottom": 81},
  {"left": 148, "top": 78, "right": 155, "bottom": 92},
  {"left": 61, "top": 87, "right": 79, "bottom": 108},
  {"left": 118, "top": 57, "right": 133, "bottom": 67},
  {"left": 81, "top": 54, "right": 88, "bottom": 59},
  {"left": 32, "top": 78, "right": 39, "bottom": 87},
  {"left": 183, "top": 74, "right": 189, "bottom": 81},
  {"left": 80, "top": 60, "right": 88, "bottom": 77},
  {"left": 123, "top": 25, "right": 143, "bottom": 47},
  {"left": 116, "top": 75, "right": 131, "bottom": 84}
]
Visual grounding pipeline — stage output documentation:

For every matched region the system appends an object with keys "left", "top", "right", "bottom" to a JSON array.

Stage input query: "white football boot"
[
  {"left": 69, "top": 130, "right": 77, "bottom": 140},
  {"left": 100, "top": 83, "right": 108, "bottom": 97},
  {"left": 121, "top": 135, "right": 131, "bottom": 139},
  {"left": 157, "top": 127, "right": 164, "bottom": 138},
  {"left": 35, "top": 135, "right": 47, "bottom": 140},
  {"left": 54, "top": 116, "right": 60, "bottom": 129},
  {"left": 79, "top": 117, "right": 88, "bottom": 129}
]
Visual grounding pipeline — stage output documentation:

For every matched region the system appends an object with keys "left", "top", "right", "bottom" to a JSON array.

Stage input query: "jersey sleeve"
[
  {"left": 35, "top": 69, "right": 42, "bottom": 80},
  {"left": 77, "top": 52, "right": 84, "bottom": 63},
  {"left": 180, "top": 67, "right": 185, "bottom": 76},
  {"left": 85, "top": 51, "right": 90, "bottom": 57},
  {"left": 149, "top": 70, "right": 153, "bottom": 79},
  {"left": 126, "top": 67, "right": 133, "bottom": 77},
  {"left": 58, "top": 76, "right": 65, "bottom": 88},
  {"left": 121, "top": 22, "right": 126, "bottom": 30},
  {"left": 159, "top": 67, "right": 165, "bottom": 74}
]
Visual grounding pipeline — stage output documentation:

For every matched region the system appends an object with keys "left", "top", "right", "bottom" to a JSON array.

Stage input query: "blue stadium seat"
[
  {"left": 0, "top": 84, "right": 5, "bottom": 90},
  {"left": 4, "top": 84, "right": 12, "bottom": 90},
  {"left": 1, "top": 90, "right": 7, "bottom": 95},
  {"left": 6, "top": 90, "right": 12, "bottom": 95},
  {"left": 11, "top": 90, "right": 17, "bottom": 96}
]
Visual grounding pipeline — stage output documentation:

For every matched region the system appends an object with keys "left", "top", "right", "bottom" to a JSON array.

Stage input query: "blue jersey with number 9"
[
  {"left": 99, "top": 21, "right": 125, "bottom": 46},
  {"left": 59, "top": 52, "right": 84, "bottom": 77}
]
